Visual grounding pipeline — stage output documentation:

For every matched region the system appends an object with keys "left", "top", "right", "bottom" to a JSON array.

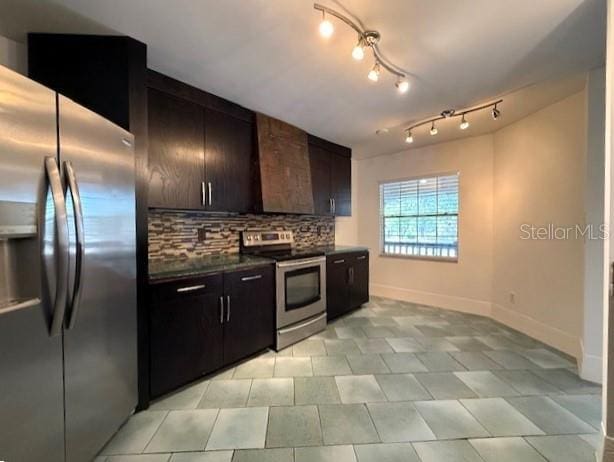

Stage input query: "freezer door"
[
  {"left": 58, "top": 95, "right": 137, "bottom": 462},
  {"left": 0, "top": 65, "right": 65, "bottom": 461}
]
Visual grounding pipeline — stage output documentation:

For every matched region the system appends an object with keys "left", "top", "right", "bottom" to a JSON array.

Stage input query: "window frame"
[{"left": 378, "top": 171, "right": 460, "bottom": 263}]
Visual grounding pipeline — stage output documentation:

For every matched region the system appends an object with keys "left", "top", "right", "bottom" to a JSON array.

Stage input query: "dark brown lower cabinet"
[
  {"left": 326, "top": 251, "right": 369, "bottom": 320},
  {"left": 149, "top": 274, "right": 224, "bottom": 398},
  {"left": 223, "top": 267, "right": 275, "bottom": 364},
  {"left": 326, "top": 255, "right": 350, "bottom": 320},
  {"left": 149, "top": 265, "right": 275, "bottom": 398},
  {"left": 350, "top": 252, "right": 369, "bottom": 308}
]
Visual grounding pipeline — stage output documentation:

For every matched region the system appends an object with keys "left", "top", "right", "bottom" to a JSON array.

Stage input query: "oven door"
[{"left": 276, "top": 257, "right": 326, "bottom": 328}]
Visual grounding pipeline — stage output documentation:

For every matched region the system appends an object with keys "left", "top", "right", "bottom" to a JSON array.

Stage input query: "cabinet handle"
[
  {"left": 219, "top": 296, "right": 224, "bottom": 324},
  {"left": 176, "top": 284, "right": 205, "bottom": 293},
  {"left": 357, "top": 255, "right": 366, "bottom": 260},
  {"left": 349, "top": 267, "right": 354, "bottom": 284},
  {"left": 333, "top": 259, "right": 345, "bottom": 264},
  {"left": 241, "top": 274, "right": 262, "bottom": 282},
  {"left": 226, "top": 295, "right": 231, "bottom": 322},
  {"left": 208, "top": 182, "right": 212, "bottom": 207},
  {"left": 329, "top": 198, "right": 333, "bottom": 215},
  {"left": 201, "top": 182, "right": 206, "bottom": 206}
]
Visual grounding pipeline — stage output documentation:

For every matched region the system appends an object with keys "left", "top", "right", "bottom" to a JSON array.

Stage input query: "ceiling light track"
[
  {"left": 314, "top": 3, "right": 410, "bottom": 93},
  {"left": 404, "top": 99, "right": 503, "bottom": 143}
]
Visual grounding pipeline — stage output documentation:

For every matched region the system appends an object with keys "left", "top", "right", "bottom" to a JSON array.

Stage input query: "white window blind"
[{"left": 380, "top": 173, "right": 459, "bottom": 259}]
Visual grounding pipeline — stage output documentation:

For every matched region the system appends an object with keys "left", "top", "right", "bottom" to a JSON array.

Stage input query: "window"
[{"left": 380, "top": 173, "right": 459, "bottom": 260}]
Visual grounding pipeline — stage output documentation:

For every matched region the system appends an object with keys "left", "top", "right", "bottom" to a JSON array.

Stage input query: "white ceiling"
[{"left": 2, "top": 0, "right": 606, "bottom": 157}]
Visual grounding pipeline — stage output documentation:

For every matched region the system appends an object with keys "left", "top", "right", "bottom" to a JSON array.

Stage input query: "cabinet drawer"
[
  {"left": 350, "top": 252, "right": 369, "bottom": 263},
  {"left": 228, "top": 265, "right": 274, "bottom": 285},
  {"left": 327, "top": 253, "right": 353, "bottom": 266},
  {"left": 152, "top": 273, "right": 224, "bottom": 301}
]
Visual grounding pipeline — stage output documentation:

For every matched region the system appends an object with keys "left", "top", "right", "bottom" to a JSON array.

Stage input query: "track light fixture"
[
  {"left": 396, "top": 77, "right": 410, "bottom": 94},
  {"left": 403, "top": 99, "right": 502, "bottom": 144},
  {"left": 319, "top": 10, "right": 334, "bottom": 38},
  {"left": 368, "top": 61, "right": 381, "bottom": 82},
  {"left": 352, "top": 37, "right": 365, "bottom": 61},
  {"left": 460, "top": 114, "right": 469, "bottom": 130},
  {"left": 314, "top": 3, "right": 410, "bottom": 94}
]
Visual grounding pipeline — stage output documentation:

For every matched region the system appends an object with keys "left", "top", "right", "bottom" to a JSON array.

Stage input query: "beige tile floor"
[{"left": 98, "top": 296, "right": 602, "bottom": 462}]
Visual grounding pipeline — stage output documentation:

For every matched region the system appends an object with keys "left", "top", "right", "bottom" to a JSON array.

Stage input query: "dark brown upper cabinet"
[
  {"left": 204, "top": 108, "right": 255, "bottom": 213},
  {"left": 148, "top": 88, "right": 205, "bottom": 209},
  {"left": 331, "top": 153, "right": 351, "bottom": 216},
  {"left": 147, "top": 70, "right": 255, "bottom": 213},
  {"left": 308, "top": 135, "right": 352, "bottom": 216},
  {"left": 146, "top": 70, "right": 351, "bottom": 215},
  {"left": 309, "top": 143, "right": 332, "bottom": 216}
]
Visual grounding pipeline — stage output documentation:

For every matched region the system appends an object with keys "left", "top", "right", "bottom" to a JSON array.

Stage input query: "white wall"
[
  {"left": 583, "top": 67, "right": 606, "bottom": 383},
  {"left": 0, "top": 35, "right": 26, "bottom": 74},
  {"left": 354, "top": 135, "right": 494, "bottom": 315},
  {"left": 601, "top": 1, "right": 614, "bottom": 459},
  {"left": 492, "top": 91, "right": 587, "bottom": 358},
  {"left": 349, "top": 87, "right": 595, "bottom": 362}
]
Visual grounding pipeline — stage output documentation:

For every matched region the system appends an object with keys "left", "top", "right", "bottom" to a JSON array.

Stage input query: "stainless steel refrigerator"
[{"left": 0, "top": 64, "right": 137, "bottom": 462}]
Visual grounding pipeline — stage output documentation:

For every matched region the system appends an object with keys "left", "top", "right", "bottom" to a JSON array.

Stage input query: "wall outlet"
[
  {"left": 197, "top": 227, "right": 207, "bottom": 242},
  {"left": 509, "top": 291, "right": 516, "bottom": 304}
]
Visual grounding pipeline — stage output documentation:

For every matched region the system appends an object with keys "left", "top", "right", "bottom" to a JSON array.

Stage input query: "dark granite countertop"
[
  {"left": 149, "top": 246, "right": 368, "bottom": 282},
  {"left": 149, "top": 254, "right": 274, "bottom": 282},
  {"left": 315, "top": 245, "right": 370, "bottom": 256}
]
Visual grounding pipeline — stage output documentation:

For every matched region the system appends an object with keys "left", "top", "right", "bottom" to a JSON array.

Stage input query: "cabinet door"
[
  {"left": 204, "top": 108, "right": 254, "bottom": 213},
  {"left": 331, "top": 153, "right": 351, "bottom": 216},
  {"left": 350, "top": 252, "right": 369, "bottom": 309},
  {"left": 223, "top": 266, "right": 275, "bottom": 364},
  {"left": 149, "top": 275, "right": 224, "bottom": 398},
  {"left": 148, "top": 88, "right": 205, "bottom": 209},
  {"left": 309, "top": 143, "right": 333, "bottom": 216},
  {"left": 326, "top": 255, "right": 351, "bottom": 320}
]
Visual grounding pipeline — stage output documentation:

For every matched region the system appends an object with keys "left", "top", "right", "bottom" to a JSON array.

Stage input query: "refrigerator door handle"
[
  {"left": 64, "top": 161, "right": 85, "bottom": 330},
  {"left": 45, "top": 156, "right": 70, "bottom": 337}
]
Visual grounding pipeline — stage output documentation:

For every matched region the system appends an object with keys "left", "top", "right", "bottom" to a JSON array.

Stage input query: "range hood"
[{"left": 256, "top": 113, "right": 315, "bottom": 214}]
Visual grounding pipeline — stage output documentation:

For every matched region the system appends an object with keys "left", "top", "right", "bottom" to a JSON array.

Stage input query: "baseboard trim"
[
  {"left": 490, "top": 303, "right": 581, "bottom": 359},
  {"left": 580, "top": 341, "right": 603, "bottom": 383},
  {"left": 370, "top": 283, "right": 492, "bottom": 317}
]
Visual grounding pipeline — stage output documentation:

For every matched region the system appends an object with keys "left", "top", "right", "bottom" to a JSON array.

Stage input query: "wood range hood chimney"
[{"left": 255, "top": 113, "right": 315, "bottom": 214}]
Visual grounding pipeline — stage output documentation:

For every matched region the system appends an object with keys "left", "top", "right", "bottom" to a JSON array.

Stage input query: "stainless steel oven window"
[{"left": 284, "top": 266, "right": 322, "bottom": 311}]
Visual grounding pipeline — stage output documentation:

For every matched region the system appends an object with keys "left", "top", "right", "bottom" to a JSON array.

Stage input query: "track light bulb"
[
  {"left": 368, "top": 62, "right": 380, "bottom": 82},
  {"left": 319, "top": 12, "right": 334, "bottom": 38},
  {"left": 492, "top": 104, "right": 501, "bottom": 120},
  {"left": 396, "top": 78, "right": 410, "bottom": 94},
  {"left": 430, "top": 122, "right": 438, "bottom": 136},
  {"left": 352, "top": 38, "right": 365, "bottom": 61},
  {"left": 460, "top": 114, "right": 469, "bottom": 130},
  {"left": 405, "top": 130, "right": 413, "bottom": 144}
]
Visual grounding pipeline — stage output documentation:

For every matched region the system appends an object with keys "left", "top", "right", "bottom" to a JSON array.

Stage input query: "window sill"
[{"left": 379, "top": 253, "right": 458, "bottom": 263}]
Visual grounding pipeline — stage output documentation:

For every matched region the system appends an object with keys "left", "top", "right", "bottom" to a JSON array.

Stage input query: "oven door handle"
[
  {"left": 277, "top": 257, "right": 325, "bottom": 268},
  {"left": 277, "top": 312, "right": 327, "bottom": 335}
]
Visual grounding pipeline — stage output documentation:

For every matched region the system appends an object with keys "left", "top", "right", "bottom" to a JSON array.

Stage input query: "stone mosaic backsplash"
[{"left": 148, "top": 210, "right": 335, "bottom": 262}]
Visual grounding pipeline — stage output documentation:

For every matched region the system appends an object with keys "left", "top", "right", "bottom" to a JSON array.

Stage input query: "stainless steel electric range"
[{"left": 241, "top": 231, "right": 326, "bottom": 350}]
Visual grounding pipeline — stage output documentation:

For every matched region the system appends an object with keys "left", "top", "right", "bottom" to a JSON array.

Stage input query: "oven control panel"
[{"left": 242, "top": 230, "right": 294, "bottom": 247}]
